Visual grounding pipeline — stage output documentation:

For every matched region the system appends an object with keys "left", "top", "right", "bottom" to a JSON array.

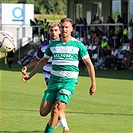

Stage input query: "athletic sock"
[
  {"left": 58, "top": 118, "right": 69, "bottom": 130},
  {"left": 44, "top": 123, "right": 55, "bottom": 133}
]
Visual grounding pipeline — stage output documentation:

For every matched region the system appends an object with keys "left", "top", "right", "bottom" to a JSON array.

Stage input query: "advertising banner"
[{"left": 1, "top": 4, "right": 34, "bottom": 25}]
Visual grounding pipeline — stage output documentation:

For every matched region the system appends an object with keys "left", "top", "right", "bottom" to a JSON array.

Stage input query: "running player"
[
  {"left": 22, "top": 18, "right": 96, "bottom": 133},
  {"left": 21, "top": 22, "right": 70, "bottom": 133}
]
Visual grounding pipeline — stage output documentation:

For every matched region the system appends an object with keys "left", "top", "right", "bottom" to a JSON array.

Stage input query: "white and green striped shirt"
[{"left": 44, "top": 38, "right": 89, "bottom": 83}]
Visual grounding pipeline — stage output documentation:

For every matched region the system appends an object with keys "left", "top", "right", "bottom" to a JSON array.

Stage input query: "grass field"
[{"left": 0, "top": 62, "right": 132, "bottom": 133}]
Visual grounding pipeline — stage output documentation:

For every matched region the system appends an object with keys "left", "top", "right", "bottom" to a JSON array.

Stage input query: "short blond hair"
[
  {"left": 48, "top": 22, "right": 61, "bottom": 30},
  {"left": 60, "top": 18, "right": 73, "bottom": 25}
]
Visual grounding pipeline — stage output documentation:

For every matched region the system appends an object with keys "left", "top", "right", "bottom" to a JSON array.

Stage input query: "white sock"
[{"left": 58, "top": 118, "right": 69, "bottom": 130}]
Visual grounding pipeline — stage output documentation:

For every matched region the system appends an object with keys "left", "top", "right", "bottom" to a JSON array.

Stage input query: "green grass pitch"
[{"left": 0, "top": 63, "right": 132, "bottom": 133}]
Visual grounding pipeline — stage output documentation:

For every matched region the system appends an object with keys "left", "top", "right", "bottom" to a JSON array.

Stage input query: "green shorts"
[{"left": 42, "top": 82, "right": 76, "bottom": 104}]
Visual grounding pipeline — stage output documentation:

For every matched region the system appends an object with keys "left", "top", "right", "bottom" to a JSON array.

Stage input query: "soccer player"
[
  {"left": 22, "top": 18, "right": 96, "bottom": 133},
  {"left": 21, "top": 23, "right": 70, "bottom": 133}
]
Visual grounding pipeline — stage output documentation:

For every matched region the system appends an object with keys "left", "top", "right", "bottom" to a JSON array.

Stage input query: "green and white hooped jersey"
[{"left": 44, "top": 38, "right": 89, "bottom": 83}]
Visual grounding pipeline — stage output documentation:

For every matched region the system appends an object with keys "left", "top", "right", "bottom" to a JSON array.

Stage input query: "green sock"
[{"left": 44, "top": 123, "right": 55, "bottom": 133}]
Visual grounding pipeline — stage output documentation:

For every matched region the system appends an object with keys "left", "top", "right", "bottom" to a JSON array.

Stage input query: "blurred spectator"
[
  {"left": 17, "top": 46, "right": 37, "bottom": 65},
  {"left": 90, "top": 15, "right": 96, "bottom": 24},
  {"left": 129, "top": 18, "right": 133, "bottom": 38},
  {"left": 74, "top": 18, "right": 80, "bottom": 34},
  {"left": 86, "top": 30, "right": 92, "bottom": 45},
  {"left": 110, "top": 47, "right": 123, "bottom": 70},
  {"left": 121, "top": 49, "right": 132, "bottom": 69},
  {"left": 43, "top": 18, "right": 49, "bottom": 40},
  {"left": 95, "top": 46, "right": 111, "bottom": 70},
  {"left": 101, "top": 36, "right": 109, "bottom": 49},
  {"left": 117, "top": 15, "right": 124, "bottom": 23},
  {"left": 92, "top": 33, "right": 99, "bottom": 45},
  {"left": 107, "top": 16, "right": 115, "bottom": 32},
  {"left": 82, "top": 17, "right": 87, "bottom": 33},
  {"left": 94, "top": 16, "right": 102, "bottom": 24},
  {"left": 116, "top": 15, "right": 124, "bottom": 35},
  {"left": 34, "top": 18, "right": 39, "bottom": 35},
  {"left": 72, "top": 24, "right": 79, "bottom": 38},
  {"left": 7, "top": 50, "right": 15, "bottom": 68},
  {"left": 129, "top": 38, "right": 133, "bottom": 55},
  {"left": 78, "top": 18, "right": 84, "bottom": 37},
  {"left": 94, "top": 16, "right": 102, "bottom": 31},
  {"left": 30, "top": 19, "right": 37, "bottom": 37},
  {"left": 108, "top": 29, "right": 115, "bottom": 47},
  {"left": 123, "top": 27, "right": 128, "bottom": 43},
  {"left": 123, "top": 13, "right": 128, "bottom": 26},
  {"left": 38, "top": 20, "right": 44, "bottom": 41}
]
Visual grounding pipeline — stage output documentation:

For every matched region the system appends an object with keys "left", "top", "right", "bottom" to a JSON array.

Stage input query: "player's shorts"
[{"left": 42, "top": 82, "right": 76, "bottom": 104}]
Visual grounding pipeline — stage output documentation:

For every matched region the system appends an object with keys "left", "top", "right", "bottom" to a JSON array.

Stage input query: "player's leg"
[
  {"left": 40, "top": 89, "right": 56, "bottom": 116},
  {"left": 44, "top": 86, "right": 74, "bottom": 133},
  {"left": 40, "top": 89, "right": 69, "bottom": 132},
  {"left": 57, "top": 89, "right": 72, "bottom": 133},
  {"left": 58, "top": 108, "right": 70, "bottom": 131},
  {"left": 40, "top": 100, "right": 53, "bottom": 116},
  {"left": 40, "top": 100, "right": 70, "bottom": 132},
  {"left": 44, "top": 100, "right": 67, "bottom": 133},
  {"left": 57, "top": 82, "right": 76, "bottom": 133},
  {"left": 40, "top": 99, "right": 70, "bottom": 131}
]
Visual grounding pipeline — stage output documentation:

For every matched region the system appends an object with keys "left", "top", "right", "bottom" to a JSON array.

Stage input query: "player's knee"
[
  {"left": 40, "top": 109, "right": 50, "bottom": 116},
  {"left": 52, "top": 104, "right": 60, "bottom": 117}
]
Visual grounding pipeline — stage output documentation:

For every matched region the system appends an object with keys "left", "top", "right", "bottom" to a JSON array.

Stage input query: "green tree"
[{"left": 1, "top": 0, "right": 66, "bottom": 15}]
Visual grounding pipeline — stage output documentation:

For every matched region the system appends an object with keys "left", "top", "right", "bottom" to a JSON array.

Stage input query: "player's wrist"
[{"left": 24, "top": 65, "right": 28, "bottom": 69}]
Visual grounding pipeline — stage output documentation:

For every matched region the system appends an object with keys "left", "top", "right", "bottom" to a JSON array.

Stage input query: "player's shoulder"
[
  {"left": 71, "top": 37, "right": 83, "bottom": 44},
  {"left": 71, "top": 37, "right": 80, "bottom": 42},
  {"left": 70, "top": 37, "right": 85, "bottom": 46},
  {"left": 50, "top": 39, "right": 61, "bottom": 46},
  {"left": 39, "top": 40, "right": 49, "bottom": 52},
  {"left": 41, "top": 40, "right": 49, "bottom": 47}
]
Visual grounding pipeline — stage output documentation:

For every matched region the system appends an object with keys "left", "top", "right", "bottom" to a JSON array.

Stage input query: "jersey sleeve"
[
  {"left": 78, "top": 42, "right": 89, "bottom": 59},
  {"left": 44, "top": 43, "right": 53, "bottom": 59},
  {"left": 36, "top": 46, "right": 44, "bottom": 59}
]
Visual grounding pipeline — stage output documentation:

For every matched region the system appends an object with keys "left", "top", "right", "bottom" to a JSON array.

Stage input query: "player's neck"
[{"left": 61, "top": 36, "right": 72, "bottom": 43}]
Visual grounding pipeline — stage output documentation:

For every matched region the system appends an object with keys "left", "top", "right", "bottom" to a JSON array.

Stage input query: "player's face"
[
  {"left": 61, "top": 21, "right": 73, "bottom": 38},
  {"left": 49, "top": 26, "right": 60, "bottom": 40}
]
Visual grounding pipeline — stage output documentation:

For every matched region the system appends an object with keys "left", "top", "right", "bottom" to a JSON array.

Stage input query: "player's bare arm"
[
  {"left": 22, "top": 57, "right": 49, "bottom": 82},
  {"left": 83, "top": 57, "right": 96, "bottom": 95},
  {"left": 22, "top": 57, "right": 40, "bottom": 75}
]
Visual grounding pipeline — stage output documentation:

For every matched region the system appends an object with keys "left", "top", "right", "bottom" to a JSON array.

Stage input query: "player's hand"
[
  {"left": 22, "top": 66, "right": 27, "bottom": 75},
  {"left": 22, "top": 74, "right": 30, "bottom": 83},
  {"left": 89, "top": 84, "right": 96, "bottom": 95}
]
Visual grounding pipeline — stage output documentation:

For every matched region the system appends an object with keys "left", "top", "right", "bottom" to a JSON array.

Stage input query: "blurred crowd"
[
  {"left": 28, "top": 15, "right": 133, "bottom": 70},
  {"left": 71, "top": 15, "right": 133, "bottom": 70}
]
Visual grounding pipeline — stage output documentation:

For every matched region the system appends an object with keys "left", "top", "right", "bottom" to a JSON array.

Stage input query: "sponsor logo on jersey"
[{"left": 53, "top": 53, "right": 73, "bottom": 60}]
